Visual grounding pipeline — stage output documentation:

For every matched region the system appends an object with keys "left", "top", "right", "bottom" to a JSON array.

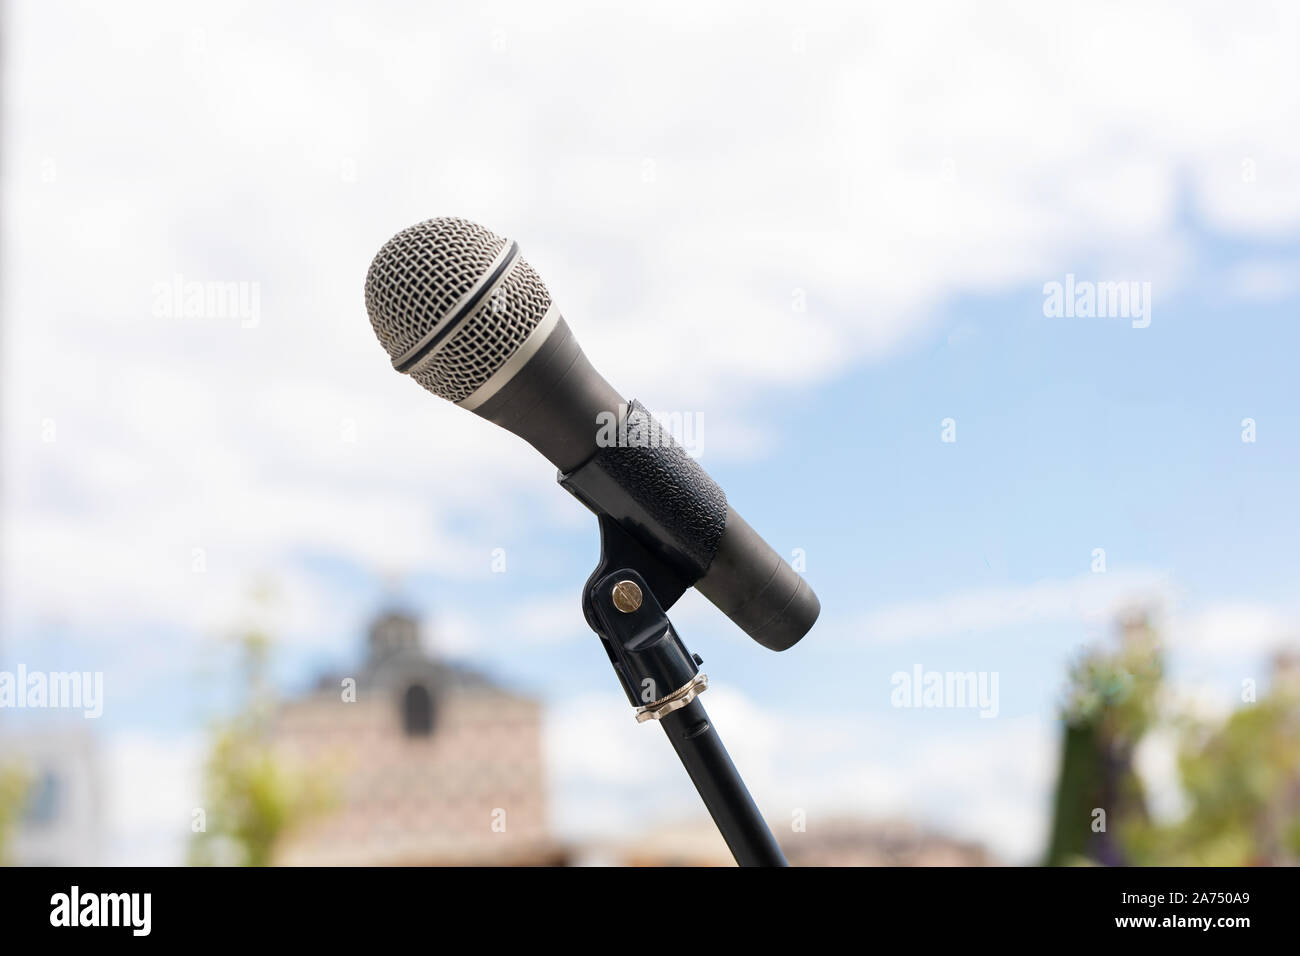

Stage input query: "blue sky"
[{"left": 2, "top": 1, "right": 1298, "bottom": 863}]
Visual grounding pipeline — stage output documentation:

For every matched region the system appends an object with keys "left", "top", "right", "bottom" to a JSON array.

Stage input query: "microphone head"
[{"left": 364, "top": 217, "right": 553, "bottom": 404}]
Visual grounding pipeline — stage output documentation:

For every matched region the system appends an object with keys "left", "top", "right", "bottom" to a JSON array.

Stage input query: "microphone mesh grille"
[
  {"left": 364, "top": 217, "right": 552, "bottom": 403},
  {"left": 364, "top": 217, "right": 509, "bottom": 363},
  {"left": 408, "top": 256, "right": 551, "bottom": 403}
]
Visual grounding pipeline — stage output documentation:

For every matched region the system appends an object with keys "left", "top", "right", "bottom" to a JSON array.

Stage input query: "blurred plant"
[
  {"left": 0, "top": 763, "right": 31, "bottom": 866},
  {"left": 1125, "top": 653, "right": 1300, "bottom": 866},
  {"left": 189, "top": 589, "right": 332, "bottom": 866},
  {"left": 1045, "top": 609, "right": 1300, "bottom": 867},
  {"left": 1044, "top": 611, "right": 1162, "bottom": 866}
]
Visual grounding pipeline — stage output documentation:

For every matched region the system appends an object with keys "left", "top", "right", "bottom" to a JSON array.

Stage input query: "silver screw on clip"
[{"left": 611, "top": 579, "right": 643, "bottom": 613}]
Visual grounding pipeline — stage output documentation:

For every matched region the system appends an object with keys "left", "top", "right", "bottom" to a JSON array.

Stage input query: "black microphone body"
[
  {"left": 365, "top": 218, "right": 819, "bottom": 651},
  {"left": 472, "top": 315, "right": 817, "bottom": 650}
]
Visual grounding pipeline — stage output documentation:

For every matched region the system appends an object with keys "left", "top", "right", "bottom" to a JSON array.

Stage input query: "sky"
[{"left": 2, "top": 0, "right": 1298, "bottom": 865}]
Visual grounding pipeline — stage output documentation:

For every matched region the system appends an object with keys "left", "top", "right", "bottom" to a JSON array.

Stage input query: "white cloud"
[
  {"left": 9, "top": 0, "right": 1297, "bottom": 649},
  {"left": 1226, "top": 258, "right": 1300, "bottom": 303},
  {"left": 507, "top": 595, "right": 587, "bottom": 646},
  {"left": 545, "top": 686, "right": 1056, "bottom": 862},
  {"left": 1170, "top": 601, "right": 1298, "bottom": 657},
  {"left": 102, "top": 732, "right": 203, "bottom": 866},
  {"left": 852, "top": 569, "right": 1175, "bottom": 644},
  {"left": 843, "top": 574, "right": 1298, "bottom": 674}
]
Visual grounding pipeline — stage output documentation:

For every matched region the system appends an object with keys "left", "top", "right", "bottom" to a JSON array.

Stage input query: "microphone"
[{"left": 364, "top": 217, "right": 819, "bottom": 651}]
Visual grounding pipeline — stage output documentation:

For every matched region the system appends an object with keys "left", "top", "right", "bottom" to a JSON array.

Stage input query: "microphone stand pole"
[{"left": 572, "top": 512, "right": 788, "bottom": 867}]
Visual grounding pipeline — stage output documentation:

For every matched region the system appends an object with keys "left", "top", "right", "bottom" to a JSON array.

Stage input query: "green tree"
[
  {"left": 189, "top": 622, "right": 330, "bottom": 866},
  {"left": 0, "top": 763, "right": 30, "bottom": 866},
  {"left": 1126, "top": 659, "right": 1300, "bottom": 866},
  {"left": 1044, "top": 612, "right": 1162, "bottom": 866}
]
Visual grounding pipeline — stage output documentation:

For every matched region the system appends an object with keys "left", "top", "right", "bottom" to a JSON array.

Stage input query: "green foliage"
[
  {"left": 1061, "top": 622, "right": 1163, "bottom": 742},
  {"left": 0, "top": 763, "right": 31, "bottom": 866},
  {"left": 1044, "top": 615, "right": 1161, "bottom": 866},
  {"left": 1045, "top": 609, "right": 1300, "bottom": 867},
  {"left": 1125, "top": 672, "right": 1300, "bottom": 866},
  {"left": 189, "top": 621, "right": 332, "bottom": 867}
]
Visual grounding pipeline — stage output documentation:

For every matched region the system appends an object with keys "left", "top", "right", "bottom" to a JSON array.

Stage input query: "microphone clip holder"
[{"left": 558, "top": 471, "right": 789, "bottom": 866}]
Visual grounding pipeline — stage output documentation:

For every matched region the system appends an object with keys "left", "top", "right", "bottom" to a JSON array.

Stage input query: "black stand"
[{"left": 576, "top": 513, "right": 788, "bottom": 867}]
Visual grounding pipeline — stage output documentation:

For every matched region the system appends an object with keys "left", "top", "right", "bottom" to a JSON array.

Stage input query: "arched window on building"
[{"left": 402, "top": 683, "right": 434, "bottom": 737}]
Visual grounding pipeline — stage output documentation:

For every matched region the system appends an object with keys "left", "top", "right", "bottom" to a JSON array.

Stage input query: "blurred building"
[
  {"left": 570, "top": 820, "right": 736, "bottom": 867},
  {"left": 271, "top": 609, "right": 562, "bottom": 865},
  {"left": 781, "top": 818, "right": 996, "bottom": 867},
  {"left": 266, "top": 608, "right": 998, "bottom": 867},
  {"left": 1, "top": 727, "right": 102, "bottom": 866},
  {"left": 572, "top": 817, "right": 995, "bottom": 867}
]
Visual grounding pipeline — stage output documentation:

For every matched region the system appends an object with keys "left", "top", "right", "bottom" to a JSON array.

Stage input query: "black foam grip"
[{"left": 562, "top": 400, "right": 727, "bottom": 580}]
